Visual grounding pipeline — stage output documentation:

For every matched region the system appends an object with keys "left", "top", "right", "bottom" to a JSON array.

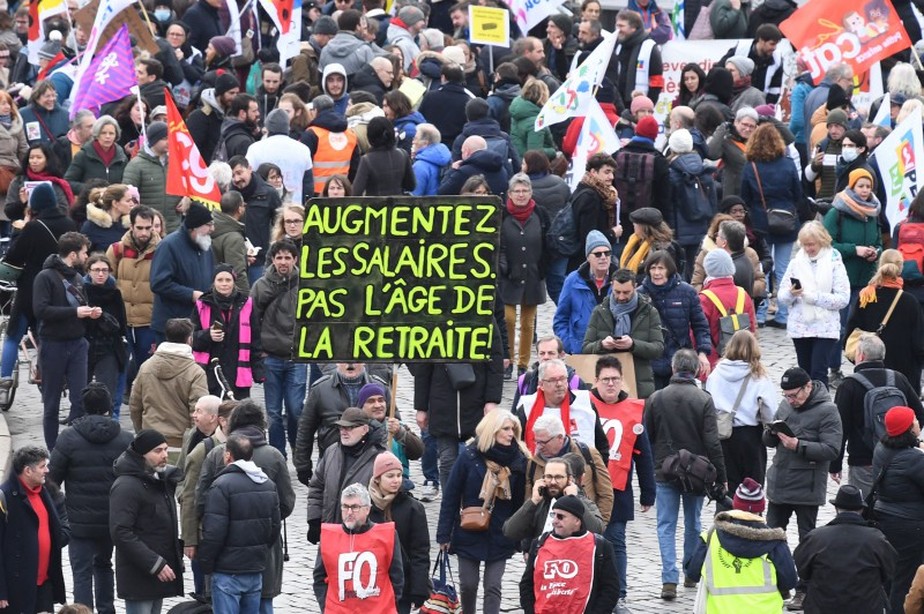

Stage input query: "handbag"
[
  {"left": 459, "top": 504, "right": 492, "bottom": 531},
  {"left": 687, "top": 2, "right": 714, "bottom": 39},
  {"left": 716, "top": 374, "right": 751, "bottom": 440},
  {"left": 445, "top": 363, "right": 476, "bottom": 390},
  {"left": 752, "top": 162, "right": 797, "bottom": 236},
  {"left": 661, "top": 448, "right": 717, "bottom": 495},
  {"left": 419, "top": 551, "right": 461, "bottom": 614},
  {"left": 0, "top": 258, "right": 22, "bottom": 282},
  {"left": 844, "top": 289, "right": 902, "bottom": 363}
]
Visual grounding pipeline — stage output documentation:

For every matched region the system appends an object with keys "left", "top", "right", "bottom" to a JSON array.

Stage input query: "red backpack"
[{"left": 898, "top": 222, "right": 924, "bottom": 280}]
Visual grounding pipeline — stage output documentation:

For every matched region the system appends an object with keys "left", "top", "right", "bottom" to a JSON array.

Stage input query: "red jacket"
[
  {"left": 698, "top": 277, "right": 757, "bottom": 368},
  {"left": 562, "top": 102, "right": 620, "bottom": 158}
]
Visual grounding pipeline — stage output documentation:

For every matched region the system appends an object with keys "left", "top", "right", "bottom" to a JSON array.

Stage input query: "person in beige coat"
[{"left": 130, "top": 317, "right": 208, "bottom": 451}]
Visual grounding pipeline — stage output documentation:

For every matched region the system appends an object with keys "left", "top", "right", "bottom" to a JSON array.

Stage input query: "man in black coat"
[
  {"left": 49, "top": 383, "right": 133, "bottom": 614},
  {"left": 110, "top": 430, "right": 184, "bottom": 610},
  {"left": 198, "top": 433, "right": 281, "bottom": 611},
  {"left": 437, "top": 135, "right": 510, "bottom": 199},
  {"left": 570, "top": 153, "right": 619, "bottom": 271},
  {"left": 187, "top": 74, "right": 240, "bottom": 164},
  {"left": 181, "top": 0, "right": 225, "bottom": 53},
  {"left": 793, "top": 485, "right": 896, "bottom": 613},
  {"left": 831, "top": 335, "right": 924, "bottom": 496},
  {"left": 0, "top": 446, "right": 68, "bottom": 614},
  {"left": 217, "top": 94, "right": 260, "bottom": 161},
  {"left": 229, "top": 155, "right": 281, "bottom": 283},
  {"left": 418, "top": 64, "right": 475, "bottom": 147}
]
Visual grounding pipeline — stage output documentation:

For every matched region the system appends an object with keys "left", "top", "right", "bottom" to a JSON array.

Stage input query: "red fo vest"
[
  {"left": 589, "top": 395, "right": 645, "bottom": 490},
  {"left": 320, "top": 522, "right": 397, "bottom": 614},
  {"left": 533, "top": 531, "right": 597, "bottom": 613},
  {"left": 192, "top": 299, "right": 254, "bottom": 387}
]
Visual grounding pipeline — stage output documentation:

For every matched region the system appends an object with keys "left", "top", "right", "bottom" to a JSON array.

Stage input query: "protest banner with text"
[{"left": 294, "top": 197, "right": 502, "bottom": 362}]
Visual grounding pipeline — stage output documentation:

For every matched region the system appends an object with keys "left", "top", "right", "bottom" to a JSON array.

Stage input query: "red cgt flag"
[
  {"left": 165, "top": 90, "right": 221, "bottom": 209},
  {"left": 780, "top": 0, "right": 911, "bottom": 84}
]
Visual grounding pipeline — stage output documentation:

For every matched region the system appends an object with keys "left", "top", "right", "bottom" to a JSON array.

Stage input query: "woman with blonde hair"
[
  {"left": 277, "top": 93, "right": 310, "bottom": 136},
  {"left": 846, "top": 248, "right": 924, "bottom": 392},
  {"left": 271, "top": 203, "right": 305, "bottom": 244},
  {"left": 777, "top": 221, "right": 850, "bottom": 384},
  {"left": 80, "top": 183, "right": 133, "bottom": 253},
  {"left": 436, "top": 409, "right": 527, "bottom": 614},
  {"left": 509, "top": 78, "right": 557, "bottom": 159},
  {"left": 706, "top": 329, "right": 779, "bottom": 495}
]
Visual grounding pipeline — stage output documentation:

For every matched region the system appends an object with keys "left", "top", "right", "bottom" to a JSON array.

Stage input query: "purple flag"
[{"left": 71, "top": 25, "right": 137, "bottom": 118}]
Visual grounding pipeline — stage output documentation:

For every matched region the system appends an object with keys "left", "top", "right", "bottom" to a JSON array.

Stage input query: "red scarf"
[
  {"left": 524, "top": 388, "right": 571, "bottom": 453},
  {"left": 26, "top": 168, "right": 74, "bottom": 205},
  {"left": 92, "top": 140, "right": 117, "bottom": 168},
  {"left": 506, "top": 198, "right": 536, "bottom": 224},
  {"left": 391, "top": 16, "right": 409, "bottom": 30}
]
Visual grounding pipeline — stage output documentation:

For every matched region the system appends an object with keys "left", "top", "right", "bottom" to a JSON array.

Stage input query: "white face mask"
[{"left": 841, "top": 148, "right": 859, "bottom": 163}]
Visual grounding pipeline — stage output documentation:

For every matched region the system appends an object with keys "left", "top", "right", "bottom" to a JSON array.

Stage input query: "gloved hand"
[
  {"left": 297, "top": 461, "right": 312, "bottom": 486},
  {"left": 307, "top": 518, "right": 321, "bottom": 544}
]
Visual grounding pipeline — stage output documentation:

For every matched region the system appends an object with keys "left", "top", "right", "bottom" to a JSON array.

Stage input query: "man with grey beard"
[{"left": 150, "top": 202, "right": 215, "bottom": 344}]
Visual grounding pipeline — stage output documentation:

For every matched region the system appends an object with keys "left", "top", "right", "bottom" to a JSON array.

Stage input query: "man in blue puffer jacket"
[
  {"left": 555, "top": 231, "right": 618, "bottom": 354},
  {"left": 411, "top": 124, "right": 451, "bottom": 196}
]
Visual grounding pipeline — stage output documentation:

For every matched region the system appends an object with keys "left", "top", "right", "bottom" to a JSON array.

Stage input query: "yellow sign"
[{"left": 469, "top": 5, "right": 510, "bottom": 47}]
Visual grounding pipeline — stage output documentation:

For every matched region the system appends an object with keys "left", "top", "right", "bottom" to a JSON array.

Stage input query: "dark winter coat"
[
  {"left": 369, "top": 490, "right": 431, "bottom": 604},
  {"left": 582, "top": 294, "right": 665, "bottom": 398},
  {"left": 352, "top": 147, "right": 415, "bottom": 196},
  {"left": 644, "top": 374, "right": 728, "bottom": 484},
  {"left": 49, "top": 415, "right": 134, "bottom": 538},
  {"left": 498, "top": 204, "right": 549, "bottom": 306},
  {"left": 191, "top": 289, "right": 263, "bottom": 396},
  {"left": 554, "top": 261, "right": 615, "bottom": 354},
  {"left": 81, "top": 203, "right": 129, "bottom": 253},
  {"left": 436, "top": 442, "right": 526, "bottom": 562},
  {"left": 150, "top": 227, "right": 214, "bottom": 334},
  {"left": 4, "top": 207, "right": 75, "bottom": 325},
  {"left": 218, "top": 118, "right": 256, "bottom": 161},
  {"left": 686, "top": 510, "right": 797, "bottom": 594},
  {"left": 85, "top": 276, "right": 128, "bottom": 366},
  {"left": 0, "top": 476, "right": 68, "bottom": 613},
  {"left": 638, "top": 274, "right": 712, "bottom": 377},
  {"left": 872, "top": 443, "right": 924, "bottom": 521},
  {"left": 614, "top": 140, "right": 672, "bottom": 231},
  {"left": 570, "top": 183, "right": 617, "bottom": 267},
  {"left": 186, "top": 90, "right": 225, "bottom": 164},
  {"left": 486, "top": 81, "right": 520, "bottom": 133},
  {"left": 109, "top": 449, "right": 184, "bottom": 601},
  {"left": 19, "top": 103, "right": 69, "bottom": 145},
  {"left": 63, "top": 140, "right": 129, "bottom": 195},
  {"left": 418, "top": 82, "right": 475, "bottom": 147},
  {"left": 411, "top": 327, "right": 504, "bottom": 440},
  {"left": 437, "top": 148, "right": 510, "bottom": 199},
  {"left": 832, "top": 361, "right": 924, "bottom": 473},
  {"left": 669, "top": 152, "right": 716, "bottom": 246},
  {"left": 198, "top": 462, "right": 281, "bottom": 575},
  {"left": 739, "top": 155, "right": 802, "bottom": 243},
  {"left": 450, "top": 117, "right": 520, "bottom": 175},
  {"left": 846, "top": 287, "right": 924, "bottom": 394},
  {"left": 762, "top": 381, "right": 842, "bottom": 506},
  {"left": 528, "top": 172, "right": 570, "bottom": 218},
  {"left": 250, "top": 264, "right": 297, "bottom": 359},
  {"left": 793, "top": 511, "right": 896, "bottom": 613},
  {"left": 238, "top": 173, "right": 281, "bottom": 253},
  {"left": 181, "top": 0, "right": 224, "bottom": 53},
  {"left": 349, "top": 64, "right": 389, "bottom": 104},
  {"left": 33, "top": 254, "right": 87, "bottom": 341}
]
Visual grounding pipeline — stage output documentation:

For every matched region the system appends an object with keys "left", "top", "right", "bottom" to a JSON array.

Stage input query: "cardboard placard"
[
  {"left": 564, "top": 353, "right": 638, "bottom": 399},
  {"left": 468, "top": 5, "right": 510, "bottom": 47},
  {"left": 74, "top": 0, "right": 159, "bottom": 56}
]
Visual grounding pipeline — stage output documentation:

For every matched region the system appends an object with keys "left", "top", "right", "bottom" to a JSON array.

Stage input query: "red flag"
[
  {"left": 259, "top": 0, "right": 294, "bottom": 35},
  {"left": 780, "top": 0, "right": 911, "bottom": 83},
  {"left": 165, "top": 90, "right": 221, "bottom": 209}
]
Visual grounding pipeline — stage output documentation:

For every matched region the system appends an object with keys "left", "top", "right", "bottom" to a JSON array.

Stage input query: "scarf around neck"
[
  {"left": 833, "top": 187, "right": 881, "bottom": 221},
  {"left": 506, "top": 198, "right": 536, "bottom": 223},
  {"left": 368, "top": 479, "right": 397, "bottom": 520},
  {"left": 859, "top": 277, "right": 903, "bottom": 308},
  {"left": 26, "top": 168, "right": 74, "bottom": 204},
  {"left": 608, "top": 292, "right": 638, "bottom": 338},
  {"left": 620, "top": 234, "right": 651, "bottom": 273},
  {"left": 92, "top": 140, "right": 117, "bottom": 168},
  {"left": 580, "top": 172, "right": 618, "bottom": 225}
]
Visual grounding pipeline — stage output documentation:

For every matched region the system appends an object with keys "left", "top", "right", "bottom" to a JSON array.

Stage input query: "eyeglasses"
[
  {"left": 535, "top": 436, "right": 558, "bottom": 446},
  {"left": 89, "top": 268, "right": 110, "bottom": 274},
  {"left": 737, "top": 121, "right": 758, "bottom": 130},
  {"left": 543, "top": 474, "right": 567, "bottom": 481},
  {"left": 510, "top": 188, "right": 531, "bottom": 195},
  {"left": 599, "top": 376, "right": 622, "bottom": 385},
  {"left": 590, "top": 250, "right": 611, "bottom": 258},
  {"left": 552, "top": 512, "right": 570, "bottom": 520},
  {"left": 283, "top": 219, "right": 303, "bottom": 226},
  {"left": 340, "top": 504, "right": 368, "bottom": 512},
  {"left": 541, "top": 377, "right": 567, "bottom": 385},
  {"left": 338, "top": 424, "right": 361, "bottom": 431},
  {"left": 782, "top": 385, "right": 805, "bottom": 401}
]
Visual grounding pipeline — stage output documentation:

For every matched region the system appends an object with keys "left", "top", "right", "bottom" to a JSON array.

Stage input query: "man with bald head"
[
  {"left": 437, "top": 134, "right": 511, "bottom": 197},
  {"left": 667, "top": 106, "right": 706, "bottom": 158},
  {"left": 349, "top": 56, "right": 395, "bottom": 104}
]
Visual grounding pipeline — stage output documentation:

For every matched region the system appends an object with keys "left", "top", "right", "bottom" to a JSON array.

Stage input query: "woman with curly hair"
[{"left": 740, "top": 122, "right": 803, "bottom": 328}]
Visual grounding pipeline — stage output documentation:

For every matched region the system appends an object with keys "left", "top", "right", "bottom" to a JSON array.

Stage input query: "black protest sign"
[{"left": 294, "top": 196, "right": 502, "bottom": 362}]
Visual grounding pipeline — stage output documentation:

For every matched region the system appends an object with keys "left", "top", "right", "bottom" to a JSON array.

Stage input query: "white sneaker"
[
  {"left": 614, "top": 597, "right": 632, "bottom": 614},
  {"left": 418, "top": 481, "right": 440, "bottom": 502}
]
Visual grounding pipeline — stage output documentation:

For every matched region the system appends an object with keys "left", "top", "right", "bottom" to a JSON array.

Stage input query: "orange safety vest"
[
  {"left": 319, "top": 522, "right": 397, "bottom": 614},
  {"left": 533, "top": 531, "right": 597, "bottom": 613},
  {"left": 310, "top": 126, "right": 357, "bottom": 194},
  {"left": 590, "top": 395, "right": 645, "bottom": 490}
]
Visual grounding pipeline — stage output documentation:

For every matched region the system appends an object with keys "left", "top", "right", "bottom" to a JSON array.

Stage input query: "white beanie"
[{"left": 668, "top": 129, "right": 693, "bottom": 154}]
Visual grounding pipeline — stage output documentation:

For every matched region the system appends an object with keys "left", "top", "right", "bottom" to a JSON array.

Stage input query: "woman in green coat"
[{"left": 509, "top": 78, "right": 557, "bottom": 160}]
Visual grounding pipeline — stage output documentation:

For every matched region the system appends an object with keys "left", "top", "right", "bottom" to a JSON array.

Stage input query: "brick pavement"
[{"left": 4, "top": 300, "right": 853, "bottom": 613}]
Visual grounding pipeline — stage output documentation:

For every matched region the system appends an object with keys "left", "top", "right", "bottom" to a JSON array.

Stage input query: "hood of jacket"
[
  {"left": 670, "top": 152, "right": 706, "bottom": 174},
  {"left": 43, "top": 253, "right": 80, "bottom": 278},
  {"left": 309, "top": 109, "right": 348, "bottom": 132},
  {"left": 149, "top": 342, "right": 196, "bottom": 380},
  {"left": 118, "top": 227, "right": 161, "bottom": 255},
  {"left": 394, "top": 111, "right": 425, "bottom": 131},
  {"left": 757, "top": 0, "right": 796, "bottom": 15},
  {"left": 509, "top": 96, "right": 541, "bottom": 121},
  {"left": 200, "top": 88, "right": 224, "bottom": 115},
  {"left": 346, "top": 101, "right": 385, "bottom": 126},
  {"left": 324, "top": 32, "right": 367, "bottom": 61},
  {"left": 795, "top": 380, "right": 834, "bottom": 412},
  {"left": 85, "top": 202, "right": 128, "bottom": 229},
  {"left": 71, "top": 413, "right": 125, "bottom": 444},
  {"left": 714, "top": 510, "right": 787, "bottom": 559},
  {"left": 322, "top": 62, "right": 348, "bottom": 99},
  {"left": 113, "top": 447, "right": 181, "bottom": 485},
  {"left": 351, "top": 63, "right": 385, "bottom": 91},
  {"left": 710, "top": 359, "right": 754, "bottom": 385},
  {"left": 232, "top": 423, "right": 269, "bottom": 448},
  {"left": 220, "top": 460, "right": 269, "bottom": 484},
  {"left": 461, "top": 117, "right": 504, "bottom": 139},
  {"left": 211, "top": 210, "right": 244, "bottom": 239},
  {"left": 220, "top": 116, "right": 253, "bottom": 138},
  {"left": 492, "top": 81, "right": 521, "bottom": 102},
  {"left": 462, "top": 148, "right": 503, "bottom": 172},
  {"left": 415, "top": 142, "right": 451, "bottom": 166},
  {"left": 417, "top": 52, "right": 444, "bottom": 80}
]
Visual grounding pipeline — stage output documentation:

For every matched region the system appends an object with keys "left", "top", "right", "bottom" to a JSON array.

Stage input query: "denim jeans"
[
  {"left": 126, "top": 325, "right": 156, "bottom": 382},
  {"left": 69, "top": 536, "right": 115, "bottom": 614},
  {"left": 0, "top": 312, "right": 26, "bottom": 378},
  {"left": 39, "top": 337, "right": 88, "bottom": 449},
  {"left": 124, "top": 599, "right": 163, "bottom": 614},
  {"left": 792, "top": 337, "right": 836, "bottom": 385},
  {"left": 604, "top": 519, "right": 628, "bottom": 598},
  {"left": 212, "top": 571, "right": 262, "bottom": 614},
  {"left": 436, "top": 436, "right": 465, "bottom": 491},
  {"left": 655, "top": 481, "right": 703, "bottom": 584},
  {"left": 262, "top": 355, "right": 307, "bottom": 457},
  {"left": 545, "top": 256, "right": 568, "bottom": 304},
  {"left": 768, "top": 240, "right": 795, "bottom": 324},
  {"left": 421, "top": 428, "right": 439, "bottom": 484}
]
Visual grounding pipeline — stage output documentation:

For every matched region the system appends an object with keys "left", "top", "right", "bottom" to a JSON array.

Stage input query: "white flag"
[
  {"left": 873, "top": 106, "right": 924, "bottom": 229},
  {"left": 508, "top": 0, "right": 567, "bottom": 36},
  {"left": 569, "top": 98, "right": 621, "bottom": 190},
  {"left": 871, "top": 92, "right": 891, "bottom": 128},
  {"left": 535, "top": 31, "right": 617, "bottom": 130}
]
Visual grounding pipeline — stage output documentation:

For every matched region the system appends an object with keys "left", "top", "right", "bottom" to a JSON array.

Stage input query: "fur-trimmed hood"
[
  {"left": 85, "top": 202, "right": 129, "bottom": 229},
  {"left": 713, "top": 510, "right": 787, "bottom": 559}
]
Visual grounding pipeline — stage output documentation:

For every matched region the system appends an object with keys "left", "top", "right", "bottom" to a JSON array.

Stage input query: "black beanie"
[
  {"left": 82, "top": 381, "right": 112, "bottom": 415},
  {"left": 184, "top": 202, "right": 213, "bottom": 229},
  {"left": 132, "top": 429, "right": 167, "bottom": 455},
  {"left": 552, "top": 495, "right": 586, "bottom": 521}
]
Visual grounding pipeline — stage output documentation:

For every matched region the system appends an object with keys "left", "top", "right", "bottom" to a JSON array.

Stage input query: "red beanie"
[
  {"left": 885, "top": 406, "right": 916, "bottom": 437},
  {"left": 635, "top": 115, "right": 660, "bottom": 141}
]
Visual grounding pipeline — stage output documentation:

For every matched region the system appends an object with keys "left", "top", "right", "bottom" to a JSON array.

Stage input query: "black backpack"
[
  {"left": 613, "top": 150, "right": 656, "bottom": 214},
  {"left": 849, "top": 370, "right": 907, "bottom": 449},
  {"left": 546, "top": 198, "right": 581, "bottom": 257},
  {"left": 674, "top": 166, "right": 717, "bottom": 223}
]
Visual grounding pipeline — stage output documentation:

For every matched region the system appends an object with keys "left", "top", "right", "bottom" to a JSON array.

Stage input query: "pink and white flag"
[{"left": 71, "top": 25, "right": 137, "bottom": 116}]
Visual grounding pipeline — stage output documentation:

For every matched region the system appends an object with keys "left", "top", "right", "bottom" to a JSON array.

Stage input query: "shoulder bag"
[
  {"left": 844, "top": 289, "right": 903, "bottom": 363},
  {"left": 862, "top": 450, "right": 895, "bottom": 525},
  {"left": 716, "top": 374, "right": 751, "bottom": 440},
  {"left": 753, "top": 162, "right": 797, "bottom": 236}
]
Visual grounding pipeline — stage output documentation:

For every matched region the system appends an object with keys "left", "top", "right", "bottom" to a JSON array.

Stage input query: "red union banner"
[
  {"left": 780, "top": 0, "right": 911, "bottom": 83},
  {"left": 164, "top": 90, "right": 221, "bottom": 209}
]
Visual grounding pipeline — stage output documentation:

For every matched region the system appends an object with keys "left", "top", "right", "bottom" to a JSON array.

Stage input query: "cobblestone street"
[{"left": 6, "top": 300, "right": 851, "bottom": 613}]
